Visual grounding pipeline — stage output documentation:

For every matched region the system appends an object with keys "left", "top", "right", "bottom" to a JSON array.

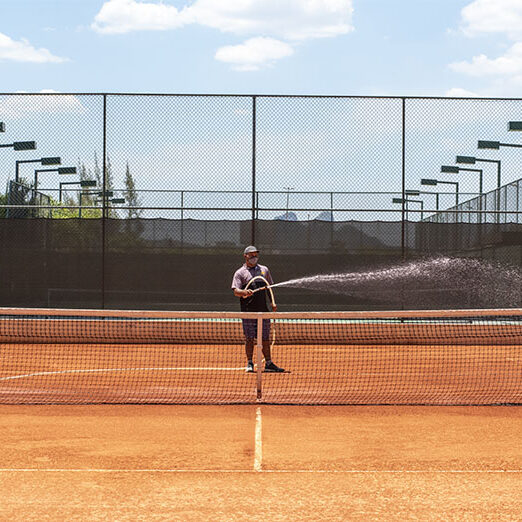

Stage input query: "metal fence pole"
[
  {"left": 251, "top": 96, "right": 257, "bottom": 245},
  {"left": 181, "top": 190, "right": 184, "bottom": 253},
  {"left": 102, "top": 94, "right": 107, "bottom": 309},
  {"left": 401, "top": 97, "right": 406, "bottom": 260}
]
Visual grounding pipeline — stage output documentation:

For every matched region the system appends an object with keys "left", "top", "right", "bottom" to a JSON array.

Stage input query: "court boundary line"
[
  {"left": 254, "top": 406, "right": 262, "bottom": 471},
  {"left": 0, "top": 367, "right": 246, "bottom": 381},
  {"left": 0, "top": 469, "right": 521, "bottom": 473}
]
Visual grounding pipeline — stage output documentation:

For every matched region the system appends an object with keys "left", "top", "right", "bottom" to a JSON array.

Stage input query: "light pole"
[
  {"left": 458, "top": 155, "right": 502, "bottom": 224},
  {"left": 94, "top": 194, "right": 125, "bottom": 206},
  {"left": 283, "top": 186, "right": 294, "bottom": 221},
  {"left": 80, "top": 190, "right": 120, "bottom": 218},
  {"left": 34, "top": 166, "right": 76, "bottom": 191},
  {"left": 441, "top": 165, "right": 483, "bottom": 195},
  {"left": 16, "top": 156, "right": 61, "bottom": 183},
  {"left": 406, "top": 188, "right": 440, "bottom": 212},
  {"left": 392, "top": 197, "right": 407, "bottom": 221},
  {"left": 421, "top": 179, "right": 459, "bottom": 206},
  {"left": 442, "top": 165, "right": 484, "bottom": 225},
  {"left": 392, "top": 197, "right": 424, "bottom": 220},
  {"left": 59, "top": 179, "right": 96, "bottom": 203},
  {"left": 79, "top": 190, "right": 97, "bottom": 218},
  {"left": 456, "top": 155, "right": 501, "bottom": 189}
]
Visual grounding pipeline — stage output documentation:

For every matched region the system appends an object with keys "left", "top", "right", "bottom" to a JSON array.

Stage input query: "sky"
[
  {"left": 1, "top": 0, "right": 522, "bottom": 223},
  {"left": 0, "top": 0, "right": 522, "bottom": 96}
]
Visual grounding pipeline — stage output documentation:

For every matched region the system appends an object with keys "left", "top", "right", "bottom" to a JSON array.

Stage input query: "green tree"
[
  {"left": 92, "top": 152, "right": 115, "bottom": 217},
  {"left": 104, "top": 155, "right": 118, "bottom": 218},
  {"left": 93, "top": 151, "right": 102, "bottom": 188},
  {"left": 0, "top": 192, "right": 7, "bottom": 218},
  {"left": 123, "top": 162, "right": 142, "bottom": 219},
  {"left": 76, "top": 159, "right": 100, "bottom": 218}
]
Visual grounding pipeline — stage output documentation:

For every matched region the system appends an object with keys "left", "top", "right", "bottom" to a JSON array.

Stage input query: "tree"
[
  {"left": 93, "top": 151, "right": 102, "bottom": 188},
  {"left": 123, "top": 162, "right": 142, "bottom": 219},
  {"left": 75, "top": 158, "right": 100, "bottom": 218},
  {"left": 104, "top": 155, "right": 118, "bottom": 218},
  {"left": 93, "top": 152, "right": 116, "bottom": 218}
]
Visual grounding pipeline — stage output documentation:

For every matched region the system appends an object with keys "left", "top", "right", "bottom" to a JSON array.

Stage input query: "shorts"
[{"left": 242, "top": 319, "right": 271, "bottom": 340}]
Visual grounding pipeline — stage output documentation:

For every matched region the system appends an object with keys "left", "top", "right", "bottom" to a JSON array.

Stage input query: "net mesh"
[{"left": 0, "top": 308, "right": 521, "bottom": 405}]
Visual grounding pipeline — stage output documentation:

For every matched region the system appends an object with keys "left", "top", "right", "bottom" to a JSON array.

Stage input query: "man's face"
[{"left": 244, "top": 251, "right": 259, "bottom": 267}]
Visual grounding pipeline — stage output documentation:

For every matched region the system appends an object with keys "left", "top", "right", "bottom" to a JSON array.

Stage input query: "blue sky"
[
  {"left": 1, "top": 0, "right": 522, "bottom": 222},
  {"left": 1, "top": 0, "right": 521, "bottom": 96}
]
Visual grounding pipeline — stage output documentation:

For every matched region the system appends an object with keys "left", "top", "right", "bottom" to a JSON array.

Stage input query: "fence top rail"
[
  {"left": 40, "top": 188, "right": 481, "bottom": 196},
  {"left": 2, "top": 205, "right": 521, "bottom": 214},
  {"left": 1, "top": 92, "right": 522, "bottom": 101}
]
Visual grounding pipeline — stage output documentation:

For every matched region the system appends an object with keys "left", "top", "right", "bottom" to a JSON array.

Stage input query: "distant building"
[
  {"left": 274, "top": 211, "right": 298, "bottom": 221},
  {"left": 315, "top": 211, "right": 334, "bottom": 222}
]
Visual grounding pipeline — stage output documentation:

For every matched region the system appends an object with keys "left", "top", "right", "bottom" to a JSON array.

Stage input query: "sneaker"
[
  {"left": 245, "top": 361, "right": 254, "bottom": 373},
  {"left": 264, "top": 361, "right": 285, "bottom": 373}
]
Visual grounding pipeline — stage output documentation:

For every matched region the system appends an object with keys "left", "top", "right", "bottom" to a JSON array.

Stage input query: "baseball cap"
[{"left": 243, "top": 245, "right": 259, "bottom": 255}]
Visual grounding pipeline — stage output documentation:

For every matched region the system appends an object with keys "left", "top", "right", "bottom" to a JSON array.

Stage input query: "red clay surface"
[
  {"left": 1, "top": 343, "right": 521, "bottom": 404},
  {"left": 0, "top": 405, "right": 521, "bottom": 520}
]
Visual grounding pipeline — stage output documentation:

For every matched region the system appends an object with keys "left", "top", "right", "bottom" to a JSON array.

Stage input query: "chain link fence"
[{"left": 1, "top": 94, "right": 522, "bottom": 310}]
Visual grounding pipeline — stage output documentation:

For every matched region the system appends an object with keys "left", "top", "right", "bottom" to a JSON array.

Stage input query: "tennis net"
[{"left": 0, "top": 307, "right": 521, "bottom": 405}]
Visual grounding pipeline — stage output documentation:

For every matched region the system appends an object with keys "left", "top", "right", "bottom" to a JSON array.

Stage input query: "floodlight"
[
  {"left": 13, "top": 141, "right": 36, "bottom": 151},
  {"left": 478, "top": 140, "right": 500, "bottom": 150},
  {"left": 41, "top": 156, "right": 61, "bottom": 165},
  {"left": 456, "top": 156, "right": 476, "bottom": 164},
  {"left": 58, "top": 167, "right": 77, "bottom": 174},
  {"left": 441, "top": 166, "right": 459, "bottom": 173}
]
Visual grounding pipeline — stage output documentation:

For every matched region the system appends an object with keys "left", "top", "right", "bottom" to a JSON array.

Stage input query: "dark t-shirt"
[{"left": 231, "top": 263, "right": 274, "bottom": 312}]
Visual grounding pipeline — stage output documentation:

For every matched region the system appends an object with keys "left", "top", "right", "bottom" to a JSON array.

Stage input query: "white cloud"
[
  {"left": 215, "top": 37, "right": 294, "bottom": 71},
  {"left": 0, "top": 32, "right": 67, "bottom": 63},
  {"left": 191, "top": 0, "right": 353, "bottom": 41},
  {"left": 445, "top": 87, "right": 480, "bottom": 97},
  {"left": 92, "top": 0, "right": 353, "bottom": 40},
  {"left": 450, "top": 42, "right": 522, "bottom": 77},
  {"left": 450, "top": 1, "right": 522, "bottom": 94},
  {"left": 460, "top": 0, "right": 522, "bottom": 39},
  {"left": 92, "top": 0, "right": 352, "bottom": 69},
  {"left": 92, "top": 0, "right": 191, "bottom": 34},
  {"left": 0, "top": 92, "right": 85, "bottom": 119}
]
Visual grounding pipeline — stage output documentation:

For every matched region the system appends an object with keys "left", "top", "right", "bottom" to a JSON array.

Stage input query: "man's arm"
[
  {"left": 233, "top": 287, "right": 253, "bottom": 298},
  {"left": 232, "top": 269, "right": 254, "bottom": 299}
]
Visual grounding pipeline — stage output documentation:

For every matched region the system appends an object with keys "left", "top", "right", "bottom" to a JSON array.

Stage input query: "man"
[{"left": 231, "top": 245, "right": 285, "bottom": 373}]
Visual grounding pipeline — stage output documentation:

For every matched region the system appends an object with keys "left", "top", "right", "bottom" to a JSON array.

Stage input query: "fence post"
[
  {"left": 251, "top": 96, "right": 257, "bottom": 245},
  {"left": 101, "top": 94, "right": 107, "bottom": 309},
  {"left": 401, "top": 97, "right": 406, "bottom": 261}
]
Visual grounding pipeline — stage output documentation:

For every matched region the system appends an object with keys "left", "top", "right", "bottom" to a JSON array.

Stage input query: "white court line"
[
  {"left": 0, "top": 367, "right": 245, "bottom": 381},
  {"left": 0, "top": 469, "right": 521, "bottom": 473},
  {"left": 254, "top": 406, "right": 262, "bottom": 472}
]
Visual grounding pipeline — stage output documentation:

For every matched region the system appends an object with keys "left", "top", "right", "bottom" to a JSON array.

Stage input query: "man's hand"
[
  {"left": 233, "top": 288, "right": 253, "bottom": 298},
  {"left": 272, "top": 304, "right": 277, "bottom": 312}
]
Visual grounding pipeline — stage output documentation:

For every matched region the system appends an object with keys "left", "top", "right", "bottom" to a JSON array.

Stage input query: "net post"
[{"left": 256, "top": 315, "right": 263, "bottom": 401}]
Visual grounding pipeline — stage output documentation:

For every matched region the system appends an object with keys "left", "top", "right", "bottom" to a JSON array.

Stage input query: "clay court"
[
  {"left": 1, "top": 405, "right": 522, "bottom": 520},
  {"left": 1, "top": 308, "right": 521, "bottom": 518}
]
